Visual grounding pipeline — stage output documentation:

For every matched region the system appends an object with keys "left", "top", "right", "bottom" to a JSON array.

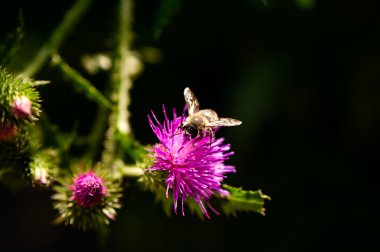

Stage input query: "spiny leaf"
[
  {"left": 187, "top": 199, "right": 206, "bottom": 220},
  {"left": 220, "top": 184, "right": 271, "bottom": 216},
  {"left": 154, "top": 0, "right": 182, "bottom": 39},
  {"left": 154, "top": 186, "right": 173, "bottom": 217}
]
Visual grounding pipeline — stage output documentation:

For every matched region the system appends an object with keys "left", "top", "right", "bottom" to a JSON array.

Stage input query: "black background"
[{"left": 1, "top": 0, "right": 379, "bottom": 251}]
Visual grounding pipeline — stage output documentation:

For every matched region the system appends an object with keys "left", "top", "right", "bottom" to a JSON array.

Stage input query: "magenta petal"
[{"left": 71, "top": 171, "right": 107, "bottom": 207}]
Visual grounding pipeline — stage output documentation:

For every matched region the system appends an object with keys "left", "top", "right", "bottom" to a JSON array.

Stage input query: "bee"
[{"left": 179, "top": 87, "right": 242, "bottom": 143}]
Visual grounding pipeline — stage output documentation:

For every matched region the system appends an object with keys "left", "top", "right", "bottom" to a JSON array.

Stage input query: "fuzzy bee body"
[{"left": 180, "top": 87, "right": 242, "bottom": 141}]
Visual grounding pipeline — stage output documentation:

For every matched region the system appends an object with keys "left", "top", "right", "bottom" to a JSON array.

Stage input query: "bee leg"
[
  {"left": 179, "top": 121, "right": 184, "bottom": 129},
  {"left": 208, "top": 128, "right": 214, "bottom": 148},
  {"left": 170, "top": 122, "right": 185, "bottom": 138},
  {"left": 170, "top": 131, "right": 181, "bottom": 138},
  {"left": 170, "top": 128, "right": 180, "bottom": 138}
]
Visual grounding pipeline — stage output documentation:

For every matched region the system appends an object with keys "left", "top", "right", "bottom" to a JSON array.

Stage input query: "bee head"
[{"left": 182, "top": 124, "right": 199, "bottom": 139}]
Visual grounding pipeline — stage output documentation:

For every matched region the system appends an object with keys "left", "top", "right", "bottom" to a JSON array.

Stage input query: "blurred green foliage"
[
  {"left": 154, "top": 0, "right": 182, "bottom": 38},
  {"left": 295, "top": 0, "right": 315, "bottom": 11}
]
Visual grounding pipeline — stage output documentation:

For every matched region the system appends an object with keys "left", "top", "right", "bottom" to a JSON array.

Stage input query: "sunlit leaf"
[{"left": 220, "top": 184, "right": 271, "bottom": 216}]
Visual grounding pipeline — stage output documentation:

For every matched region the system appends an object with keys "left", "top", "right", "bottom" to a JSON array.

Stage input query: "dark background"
[{"left": 1, "top": 0, "right": 379, "bottom": 251}]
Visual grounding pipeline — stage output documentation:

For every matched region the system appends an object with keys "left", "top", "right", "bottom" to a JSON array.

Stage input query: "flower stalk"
[
  {"left": 118, "top": 165, "right": 144, "bottom": 178},
  {"left": 51, "top": 54, "right": 113, "bottom": 109},
  {"left": 114, "top": 0, "right": 133, "bottom": 136},
  {"left": 103, "top": 0, "right": 143, "bottom": 165}
]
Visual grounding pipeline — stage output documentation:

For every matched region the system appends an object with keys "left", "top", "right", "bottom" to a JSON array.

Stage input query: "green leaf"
[
  {"left": 186, "top": 199, "right": 206, "bottom": 220},
  {"left": 154, "top": 0, "right": 182, "bottom": 39},
  {"left": 220, "top": 184, "right": 271, "bottom": 216}
]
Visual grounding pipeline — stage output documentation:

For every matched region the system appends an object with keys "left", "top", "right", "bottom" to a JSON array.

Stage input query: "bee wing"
[
  {"left": 200, "top": 109, "right": 219, "bottom": 122},
  {"left": 184, "top": 87, "right": 200, "bottom": 115},
  {"left": 208, "top": 118, "right": 242, "bottom": 127}
]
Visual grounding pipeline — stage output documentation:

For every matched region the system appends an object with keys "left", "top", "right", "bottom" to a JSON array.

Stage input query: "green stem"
[
  {"left": 23, "top": 0, "right": 94, "bottom": 77},
  {"left": 102, "top": 0, "right": 135, "bottom": 165},
  {"left": 51, "top": 54, "right": 112, "bottom": 109},
  {"left": 113, "top": 159, "right": 143, "bottom": 178},
  {"left": 113, "top": 0, "right": 133, "bottom": 135},
  {"left": 51, "top": 53, "right": 113, "bottom": 159},
  {"left": 120, "top": 166, "right": 144, "bottom": 178}
]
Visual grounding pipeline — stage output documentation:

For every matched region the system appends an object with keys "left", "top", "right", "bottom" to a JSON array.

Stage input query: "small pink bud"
[
  {"left": 10, "top": 95, "right": 32, "bottom": 118},
  {"left": 0, "top": 121, "right": 17, "bottom": 140}
]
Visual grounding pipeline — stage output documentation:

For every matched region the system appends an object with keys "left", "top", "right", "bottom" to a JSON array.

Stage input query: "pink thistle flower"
[
  {"left": 10, "top": 95, "right": 32, "bottom": 118},
  {"left": 71, "top": 171, "right": 107, "bottom": 207},
  {"left": 148, "top": 106, "right": 236, "bottom": 218},
  {"left": 0, "top": 120, "right": 17, "bottom": 140}
]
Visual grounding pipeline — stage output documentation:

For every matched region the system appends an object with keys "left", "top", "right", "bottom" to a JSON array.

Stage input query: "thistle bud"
[
  {"left": 10, "top": 95, "right": 32, "bottom": 118},
  {"left": 52, "top": 165, "right": 122, "bottom": 230},
  {"left": 1, "top": 67, "right": 41, "bottom": 125}
]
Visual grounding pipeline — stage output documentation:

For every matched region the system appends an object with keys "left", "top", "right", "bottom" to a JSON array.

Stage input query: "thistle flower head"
[
  {"left": 10, "top": 95, "right": 32, "bottom": 118},
  {"left": 71, "top": 171, "right": 106, "bottom": 207},
  {"left": 52, "top": 164, "right": 122, "bottom": 230},
  {"left": 147, "top": 106, "right": 235, "bottom": 218}
]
